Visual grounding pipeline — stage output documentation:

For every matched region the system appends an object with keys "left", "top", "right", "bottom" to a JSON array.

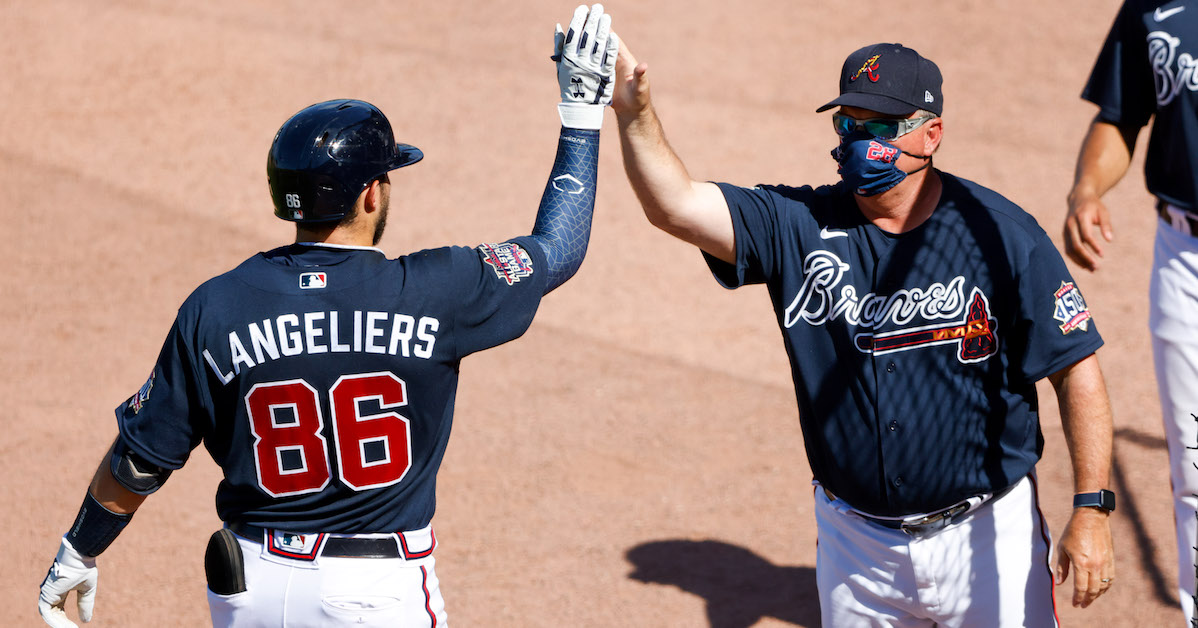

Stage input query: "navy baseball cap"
[{"left": 816, "top": 43, "right": 943, "bottom": 116}]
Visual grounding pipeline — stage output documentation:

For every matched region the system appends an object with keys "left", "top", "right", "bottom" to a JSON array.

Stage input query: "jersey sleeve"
[
  {"left": 448, "top": 235, "right": 549, "bottom": 358},
  {"left": 113, "top": 317, "right": 214, "bottom": 470},
  {"left": 703, "top": 182, "right": 783, "bottom": 288},
  {"left": 1082, "top": 0, "right": 1155, "bottom": 128},
  {"left": 1012, "top": 236, "right": 1105, "bottom": 384}
]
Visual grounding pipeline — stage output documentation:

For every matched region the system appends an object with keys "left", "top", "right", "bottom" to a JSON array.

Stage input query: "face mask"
[{"left": 831, "top": 131, "right": 931, "bottom": 197}]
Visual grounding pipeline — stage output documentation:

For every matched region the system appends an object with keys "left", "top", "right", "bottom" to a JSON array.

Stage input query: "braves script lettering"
[
  {"left": 1149, "top": 30, "right": 1198, "bottom": 106},
  {"left": 783, "top": 250, "right": 967, "bottom": 329}
]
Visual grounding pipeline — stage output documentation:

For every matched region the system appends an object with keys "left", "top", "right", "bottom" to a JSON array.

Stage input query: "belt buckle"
[{"left": 899, "top": 501, "right": 969, "bottom": 537}]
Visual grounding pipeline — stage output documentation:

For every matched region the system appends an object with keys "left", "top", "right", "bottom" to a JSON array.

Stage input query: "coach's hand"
[
  {"left": 39, "top": 537, "right": 98, "bottom": 627},
  {"left": 1063, "top": 188, "right": 1113, "bottom": 272},
  {"left": 552, "top": 4, "right": 618, "bottom": 129},
  {"left": 1053, "top": 507, "right": 1115, "bottom": 608}
]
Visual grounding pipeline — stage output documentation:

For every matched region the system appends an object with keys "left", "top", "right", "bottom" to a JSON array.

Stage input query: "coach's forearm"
[
  {"left": 1068, "top": 118, "right": 1137, "bottom": 206},
  {"left": 1048, "top": 354, "right": 1114, "bottom": 494},
  {"left": 617, "top": 105, "right": 703, "bottom": 231}
]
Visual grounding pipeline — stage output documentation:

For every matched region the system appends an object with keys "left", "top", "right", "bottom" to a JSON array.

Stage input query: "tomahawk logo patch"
[
  {"left": 1053, "top": 281, "right": 1092, "bottom": 333},
  {"left": 128, "top": 371, "right": 155, "bottom": 414},
  {"left": 854, "top": 287, "right": 999, "bottom": 364},
  {"left": 478, "top": 242, "right": 534, "bottom": 285}
]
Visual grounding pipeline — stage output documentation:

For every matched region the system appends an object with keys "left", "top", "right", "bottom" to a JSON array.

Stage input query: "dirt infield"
[{"left": 2, "top": 1, "right": 1180, "bottom": 626}]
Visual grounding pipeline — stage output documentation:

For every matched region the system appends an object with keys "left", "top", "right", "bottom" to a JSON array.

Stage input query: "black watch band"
[{"left": 1073, "top": 489, "right": 1116, "bottom": 513}]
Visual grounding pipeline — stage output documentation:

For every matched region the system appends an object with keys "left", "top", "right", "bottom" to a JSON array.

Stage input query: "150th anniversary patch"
[
  {"left": 478, "top": 242, "right": 534, "bottom": 286},
  {"left": 1053, "top": 281, "right": 1092, "bottom": 333}
]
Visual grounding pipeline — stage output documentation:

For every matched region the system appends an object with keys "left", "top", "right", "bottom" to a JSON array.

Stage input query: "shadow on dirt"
[{"left": 626, "top": 539, "right": 820, "bottom": 628}]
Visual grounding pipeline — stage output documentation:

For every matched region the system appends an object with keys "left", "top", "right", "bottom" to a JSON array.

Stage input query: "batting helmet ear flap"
[{"left": 267, "top": 100, "right": 423, "bottom": 224}]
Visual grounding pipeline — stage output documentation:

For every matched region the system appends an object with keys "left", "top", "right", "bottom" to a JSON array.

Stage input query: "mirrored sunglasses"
[{"left": 832, "top": 113, "right": 936, "bottom": 141}]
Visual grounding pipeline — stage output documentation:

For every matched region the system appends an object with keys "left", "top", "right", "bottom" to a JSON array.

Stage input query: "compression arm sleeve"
[{"left": 529, "top": 126, "right": 600, "bottom": 293}]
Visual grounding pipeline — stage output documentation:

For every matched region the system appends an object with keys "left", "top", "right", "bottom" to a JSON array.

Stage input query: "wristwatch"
[{"left": 1073, "top": 489, "right": 1116, "bottom": 513}]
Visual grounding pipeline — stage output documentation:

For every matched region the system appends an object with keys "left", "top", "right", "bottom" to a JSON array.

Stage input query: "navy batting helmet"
[{"left": 267, "top": 99, "right": 423, "bottom": 223}]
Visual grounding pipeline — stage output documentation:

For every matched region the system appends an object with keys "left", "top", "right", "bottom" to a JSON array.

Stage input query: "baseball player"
[
  {"left": 1064, "top": 2, "right": 1198, "bottom": 624},
  {"left": 613, "top": 39, "right": 1117, "bottom": 626},
  {"left": 36, "top": 5, "right": 618, "bottom": 627}
]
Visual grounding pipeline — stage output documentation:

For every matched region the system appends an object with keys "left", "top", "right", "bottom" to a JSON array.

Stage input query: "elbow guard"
[{"left": 110, "top": 438, "right": 173, "bottom": 495}]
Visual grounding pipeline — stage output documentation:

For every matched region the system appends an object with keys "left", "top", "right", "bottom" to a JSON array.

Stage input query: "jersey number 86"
[{"left": 244, "top": 371, "right": 412, "bottom": 497}]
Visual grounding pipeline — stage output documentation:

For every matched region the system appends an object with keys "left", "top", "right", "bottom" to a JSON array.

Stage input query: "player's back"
[{"left": 120, "top": 240, "right": 546, "bottom": 533}]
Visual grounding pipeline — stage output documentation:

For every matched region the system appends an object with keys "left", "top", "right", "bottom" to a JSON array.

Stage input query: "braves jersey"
[
  {"left": 706, "top": 174, "right": 1103, "bottom": 517},
  {"left": 115, "top": 239, "right": 547, "bottom": 533},
  {"left": 1084, "top": 0, "right": 1198, "bottom": 209}
]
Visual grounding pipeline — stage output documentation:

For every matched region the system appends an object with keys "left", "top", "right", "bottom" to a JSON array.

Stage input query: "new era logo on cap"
[{"left": 817, "top": 43, "right": 944, "bottom": 116}]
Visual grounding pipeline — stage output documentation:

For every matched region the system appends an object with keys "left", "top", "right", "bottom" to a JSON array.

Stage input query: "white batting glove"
[
  {"left": 38, "top": 537, "right": 98, "bottom": 628},
  {"left": 552, "top": 4, "right": 619, "bottom": 129}
]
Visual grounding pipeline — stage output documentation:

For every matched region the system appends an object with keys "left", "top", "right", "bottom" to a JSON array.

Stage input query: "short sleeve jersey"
[
  {"left": 1083, "top": 0, "right": 1198, "bottom": 209},
  {"left": 706, "top": 174, "right": 1103, "bottom": 517},
  {"left": 115, "top": 239, "right": 547, "bottom": 533}
]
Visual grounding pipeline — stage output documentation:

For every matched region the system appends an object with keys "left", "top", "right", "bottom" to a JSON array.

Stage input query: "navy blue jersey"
[
  {"left": 1083, "top": 0, "right": 1198, "bottom": 209},
  {"left": 115, "top": 239, "right": 547, "bottom": 533},
  {"left": 705, "top": 173, "right": 1103, "bottom": 516}
]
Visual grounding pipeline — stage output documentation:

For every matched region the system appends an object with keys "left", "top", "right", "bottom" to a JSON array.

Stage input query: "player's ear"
[{"left": 362, "top": 177, "right": 383, "bottom": 214}]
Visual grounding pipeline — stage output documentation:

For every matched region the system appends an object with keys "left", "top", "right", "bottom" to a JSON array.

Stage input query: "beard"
[{"left": 372, "top": 192, "right": 390, "bottom": 245}]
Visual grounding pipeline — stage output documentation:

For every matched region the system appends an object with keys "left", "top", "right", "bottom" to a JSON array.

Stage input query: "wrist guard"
[{"left": 65, "top": 492, "right": 133, "bottom": 558}]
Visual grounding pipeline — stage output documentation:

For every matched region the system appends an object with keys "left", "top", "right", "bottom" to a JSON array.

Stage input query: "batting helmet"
[{"left": 267, "top": 99, "right": 423, "bottom": 223}]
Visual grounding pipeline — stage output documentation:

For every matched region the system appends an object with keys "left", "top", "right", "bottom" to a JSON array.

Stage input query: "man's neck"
[
  {"left": 295, "top": 226, "right": 373, "bottom": 247},
  {"left": 854, "top": 168, "right": 942, "bottom": 234}
]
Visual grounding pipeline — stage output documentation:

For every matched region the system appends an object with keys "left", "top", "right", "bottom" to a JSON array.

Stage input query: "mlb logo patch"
[
  {"left": 1053, "top": 281, "right": 1092, "bottom": 333},
  {"left": 300, "top": 272, "right": 328, "bottom": 289},
  {"left": 478, "top": 242, "right": 534, "bottom": 286}
]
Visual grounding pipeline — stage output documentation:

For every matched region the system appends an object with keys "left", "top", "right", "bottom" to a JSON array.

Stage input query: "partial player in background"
[
  {"left": 36, "top": 5, "right": 617, "bottom": 627},
  {"left": 1063, "top": 2, "right": 1198, "bottom": 624},
  {"left": 614, "top": 36, "right": 1116, "bottom": 626}
]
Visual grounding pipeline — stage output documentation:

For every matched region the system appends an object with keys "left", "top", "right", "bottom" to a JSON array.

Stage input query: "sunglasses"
[{"left": 832, "top": 113, "right": 936, "bottom": 141}]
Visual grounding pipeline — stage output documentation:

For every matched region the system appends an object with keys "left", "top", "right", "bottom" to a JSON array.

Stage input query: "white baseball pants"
[
  {"left": 206, "top": 526, "right": 447, "bottom": 627},
  {"left": 815, "top": 475, "right": 1057, "bottom": 627},
  {"left": 1150, "top": 211, "right": 1198, "bottom": 627}
]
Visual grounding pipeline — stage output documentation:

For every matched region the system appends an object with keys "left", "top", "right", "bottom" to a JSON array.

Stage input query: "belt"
[
  {"left": 1158, "top": 201, "right": 1198, "bottom": 235},
  {"left": 825, "top": 482, "right": 1017, "bottom": 537},
  {"left": 227, "top": 522, "right": 435, "bottom": 561}
]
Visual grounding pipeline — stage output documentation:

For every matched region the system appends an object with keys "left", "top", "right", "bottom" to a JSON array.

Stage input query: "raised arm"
[
  {"left": 1046, "top": 353, "right": 1115, "bottom": 609},
  {"left": 1063, "top": 117, "right": 1140, "bottom": 272},
  {"left": 529, "top": 4, "right": 618, "bottom": 293},
  {"left": 611, "top": 42, "right": 735, "bottom": 263}
]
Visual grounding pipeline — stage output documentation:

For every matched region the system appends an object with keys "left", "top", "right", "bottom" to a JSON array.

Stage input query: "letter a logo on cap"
[{"left": 852, "top": 54, "right": 882, "bottom": 82}]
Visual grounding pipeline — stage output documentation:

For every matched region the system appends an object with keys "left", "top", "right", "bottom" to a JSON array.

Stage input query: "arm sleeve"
[
  {"left": 1013, "top": 237, "right": 1105, "bottom": 384},
  {"left": 528, "top": 126, "right": 600, "bottom": 293},
  {"left": 702, "top": 182, "right": 781, "bottom": 288},
  {"left": 1082, "top": 1, "right": 1156, "bottom": 128}
]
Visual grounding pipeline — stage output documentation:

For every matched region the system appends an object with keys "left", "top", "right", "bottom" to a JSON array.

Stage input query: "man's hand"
[
  {"left": 1053, "top": 507, "right": 1115, "bottom": 608},
  {"left": 1063, "top": 189, "right": 1114, "bottom": 272},
  {"left": 553, "top": 4, "right": 618, "bottom": 107},
  {"left": 39, "top": 537, "right": 98, "bottom": 628},
  {"left": 611, "top": 38, "right": 650, "bottom": 120}
]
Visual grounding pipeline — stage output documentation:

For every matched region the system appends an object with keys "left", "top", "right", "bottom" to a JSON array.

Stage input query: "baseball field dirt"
[{"left": 3, "top": 1, "right": 1181, "bottom": 626}]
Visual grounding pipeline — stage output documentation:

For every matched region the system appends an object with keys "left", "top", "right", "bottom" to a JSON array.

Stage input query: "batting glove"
[
  {"left": 38, "top": 537, "right": 98, "bottom": 628},
  {"left": 552, "top": 3, "right": 619, "bottom": 129}
]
